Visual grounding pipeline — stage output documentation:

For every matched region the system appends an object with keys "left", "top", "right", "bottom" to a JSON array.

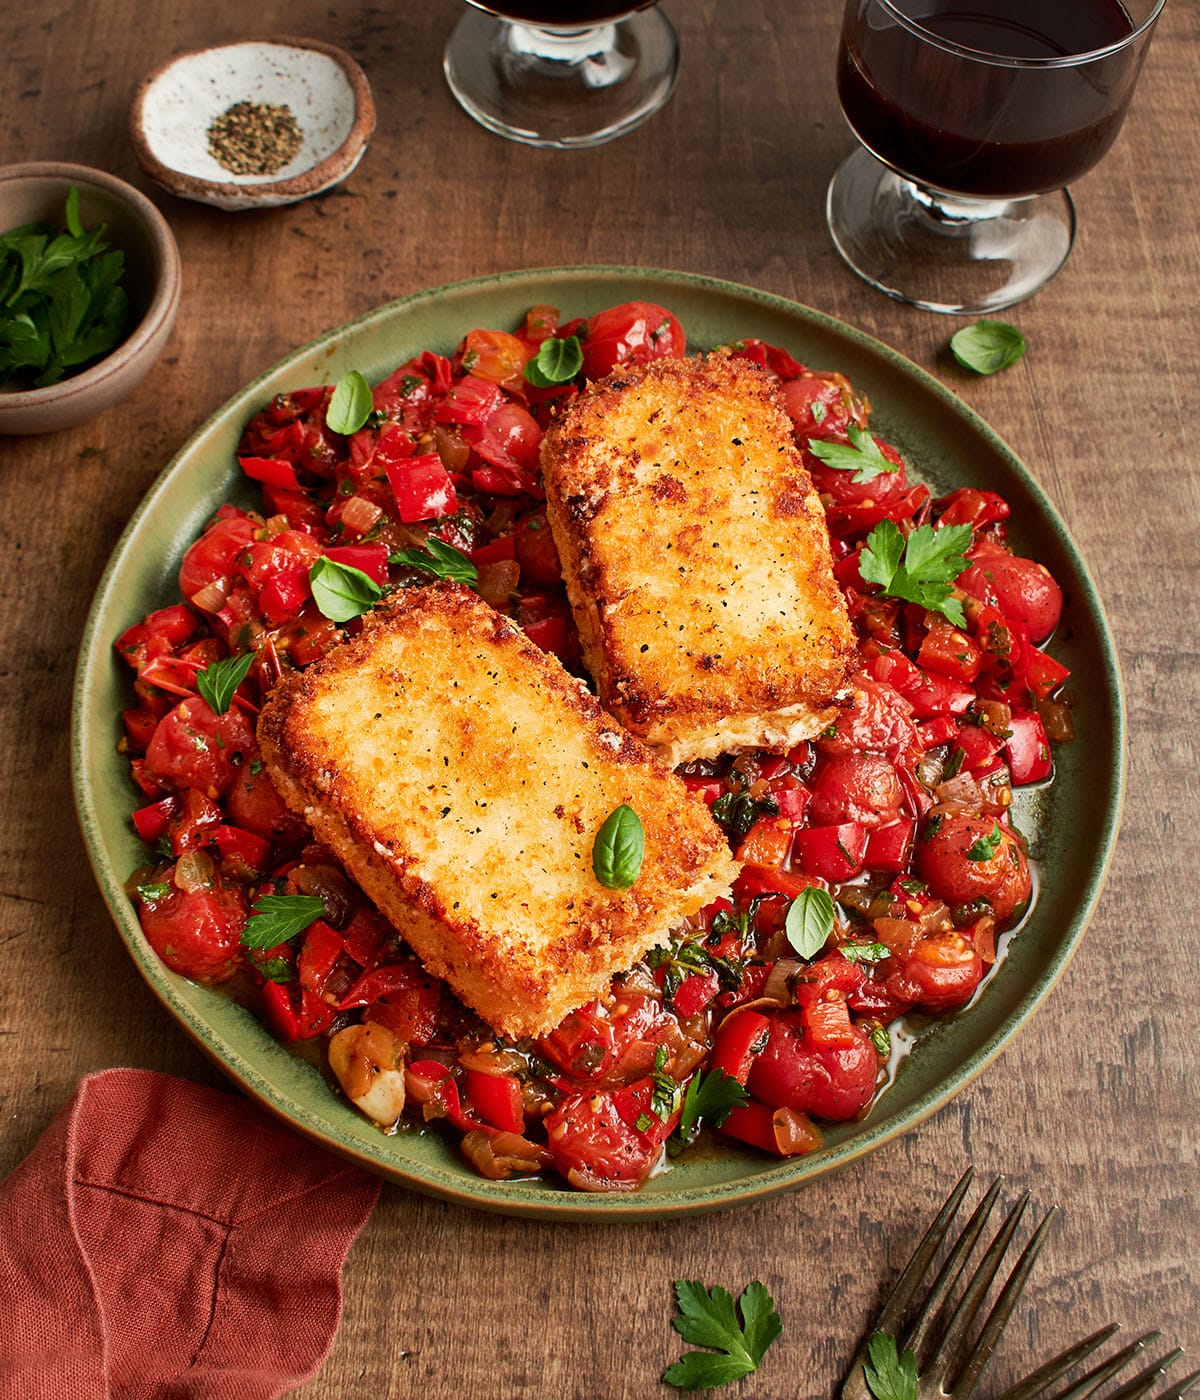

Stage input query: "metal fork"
[{"left": 840, "top": 1167, "right": 1199, "bottom": 1400}]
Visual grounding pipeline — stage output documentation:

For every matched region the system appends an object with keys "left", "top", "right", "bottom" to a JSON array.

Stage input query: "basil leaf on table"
[{"left": 950, "top": 320, "right": 1026, "bottom": 375}]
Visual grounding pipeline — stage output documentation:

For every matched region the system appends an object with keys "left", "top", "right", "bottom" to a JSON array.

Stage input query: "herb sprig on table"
[{"left": 0, "top": 186, "right": 131, "bottom": 388}]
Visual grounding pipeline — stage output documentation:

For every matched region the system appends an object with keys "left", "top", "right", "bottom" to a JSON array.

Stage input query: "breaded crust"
[
  {"left": 257, "top": 582, "right": 737, "bottom": 1040},
  {"left": 540, "top": 351, "right": 856, "bottom": 764}
]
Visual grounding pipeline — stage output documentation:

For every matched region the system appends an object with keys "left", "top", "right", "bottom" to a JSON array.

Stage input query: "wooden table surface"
[{"left": 3, "top": 2, "right": 1197, "bottom": 1395}]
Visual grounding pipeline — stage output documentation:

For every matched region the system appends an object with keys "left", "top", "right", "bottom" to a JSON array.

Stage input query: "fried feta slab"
[
  {"left": 540, "top": 350, "right": 857, "bottom": 764},
  {"left": 257, "top": 582, "right": 737, "bottom": 1040}
]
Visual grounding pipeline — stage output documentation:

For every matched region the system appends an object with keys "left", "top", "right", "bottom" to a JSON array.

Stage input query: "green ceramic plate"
[{"left": 72, "top": 267, "right": 1125, "bottom": 1220}]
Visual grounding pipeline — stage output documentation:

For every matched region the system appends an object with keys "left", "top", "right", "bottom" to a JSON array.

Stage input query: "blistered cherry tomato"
[
  {"left": 886, "top": 930, "right": 985, "bottom": 1009},
  {"left": 226, "top": 760, "right": 308, "bottom": 845},
  {"left": 915, "top": 811, "right": 1031, "bottom": 924},
  {"left": 143, "top": 696, "right": 256, "bottom": 799},
  {"left": 747, "top": 1011, "right": 878, "bottom": 1122},
  {"left": 960, "top": 545, "right": 1063, "bottom": 644},
  {"left": 807, "top": 751, "right": 904, "bottom": 828},
  {"left": 178, "top": 510, "right": 259, "bottom": 605},
  {"left": 579, "top": 302, "right": 685, "bottom": 380},
  {"left": 139, "top": 881, "right": 247, "bottom": 983}
]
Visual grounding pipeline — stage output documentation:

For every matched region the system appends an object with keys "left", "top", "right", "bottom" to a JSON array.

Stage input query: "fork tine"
[
  {"left": 839, "top": 1168, "right": 976, "bottom": 1398},
  {"left": 1040, "top": 1333, "right": 1163, "bottom": 1400},
  {"left": 1097, "top": 1348, "right": 1185, "bottom": 1400},
  {"left": 944, "top": 1203, "right": 1058, "bottom": 1399},
  {"left": 905, "top": 1175, "right": 1006, "bottom": 1362},
  {"left": 1158, "top": 1367, "right": 1200, "bottom": 1399},
  {"left": 994, "top": 1324, "right": 1125, "bottom": 1400}
]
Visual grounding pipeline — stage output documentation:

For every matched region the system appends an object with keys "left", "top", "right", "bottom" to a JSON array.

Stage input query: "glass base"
[
  {"left": 443, "top": 7, "right": 679, "bottom": 149},
  {"left": 826, "top": 147, "right": 1077, "bottom": 315}
]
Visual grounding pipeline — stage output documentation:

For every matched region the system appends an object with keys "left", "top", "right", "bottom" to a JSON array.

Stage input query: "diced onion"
[
  {"left": 477, "top": 559, "right": 520, "bottom": 609},
  {"left": 760, "top": 958, "right": 803, "bottom": 1006},
  {"left": 174, "top": 849, "right": 215, "bottom": 893},
  {"left": 771, "top": 1107, "right": 823, "bottom": 1156},
  {"left": 288, "top": 862, "right": 356, "bottom": 928},
  {"left": 461, "top": 1130, "right": 552, "bottom": 1181},
  {"left": 190, "top": 578, "right": 231, "bottom": 614},
  {"left": 341, "top": 495, "right": 383, "bottom": 538},
  {"left": 935, "top": 770, "right": 983, "bottom": 808}
]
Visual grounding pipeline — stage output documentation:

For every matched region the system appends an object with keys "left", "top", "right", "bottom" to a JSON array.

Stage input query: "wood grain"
[{"left": 1, "top": 2, "right": 1197, "bottom": 1395}]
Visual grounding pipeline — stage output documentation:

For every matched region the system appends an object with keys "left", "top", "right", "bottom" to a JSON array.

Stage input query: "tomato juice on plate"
[{"left": 111, "top": 296, "right": 1072, "bottom": 1195}]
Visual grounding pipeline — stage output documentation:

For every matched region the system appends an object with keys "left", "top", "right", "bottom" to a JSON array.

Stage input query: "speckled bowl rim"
[
  {"left": 0, "top": 162, "right": 181, "bottom": 416},
  {"left": 72, "top": 265, "right": 1126, "bottom": 1220},
  {"left": 128, "top": 35, "right": 376, "bottom": 206}
]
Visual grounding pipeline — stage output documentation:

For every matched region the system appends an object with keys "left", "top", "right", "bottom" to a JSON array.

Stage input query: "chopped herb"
[
  {"left": 254, "top": 956, "right": 295, "bottom": 983},
  {"left": 950, "top": 320, "right": 1027, "bottom": 376},
  {"left": 677, "top": 1068, "right": 750, "bottom": 1141},
  {"left": 592, "top": 803, "right": 644, "bottom": 889},
  {"left": 650, "top": 1047, "right": 682, "bottom": 1122},
  {"left": 711, "top": 780, "right": 780, "bottom": 845},
  {"left": 867, "top": 1023, "right": 892, "bottom": 1056},
  {"left": 309, "top": 555, "right": 383, "bottom": 622},
  {"left": 240, "top": 894, "right": 326, "bottom": 950},
  {"left": 136, "top": 881, "right": 171, "bottom": 902},
  {"left": 523, "top": 333, "right": 583, "bottom": 387},
  {"left": 663, "top": 1280, "right": 782, "bottom": 1391},
  {"left": 966, "top": 821, "right": 1004, "bottom": 861},
  {"left": 811, "top": 400, "right": 827, "bottom": 423},
  {"left": 195, "top": 650, "right": 255, "bottom": 715},
  {"left": 635, "top": 1112, "right": 655, "bottom": 1134},
  {"left": 859, "top": 519, "right": 973, "bottom": 628},
  {"left": 785, "top": 886, "right": 835, "bottom": 960},
  {"left": 863, "top": 1331, "right": 919, "bottom": 1400},
  {"left": 326, "top": 369, "right": 373, "bottom": 435},
  {"left": 840, "top": 942, "right": 891, "bottom": 965},
  {"left": 807, "top": 424, "right": 900, "bottom": 483},
  {"left": 389, "top": 535, "right": 478, "bottom": 586}
]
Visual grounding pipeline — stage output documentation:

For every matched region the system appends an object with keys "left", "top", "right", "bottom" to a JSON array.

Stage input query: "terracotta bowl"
[
  {"left": 0, "top": 163, "right": 181, "bottom": 435},
  {"left": 129, "top": 36, "right": 375, "bottom": 212}
]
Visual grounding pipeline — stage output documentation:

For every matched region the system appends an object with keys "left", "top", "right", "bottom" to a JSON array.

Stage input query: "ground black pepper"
[{"left": 207, "top": 100, "right": 304, "bottom": 177}]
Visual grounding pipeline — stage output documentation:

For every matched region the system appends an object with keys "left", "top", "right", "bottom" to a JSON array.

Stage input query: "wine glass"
[
  {"left": 826, "top": 0, "right": 1165, "bottom": 314},
  {"left": 443, "top": 2, "right": 679, "bottom": 149}
]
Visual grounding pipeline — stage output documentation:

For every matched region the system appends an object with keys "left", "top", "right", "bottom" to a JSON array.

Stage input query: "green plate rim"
[{"left": 71, "top": 264, "right": 1126, "bottom": 1220}]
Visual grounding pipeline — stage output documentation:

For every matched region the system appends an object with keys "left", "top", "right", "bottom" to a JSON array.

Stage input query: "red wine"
[
  {"left": 837, "top": 0, "right": 1149, "bottom": 197},
  {"left": 472, "top": 1, "right": 648, "bottom": 22}
]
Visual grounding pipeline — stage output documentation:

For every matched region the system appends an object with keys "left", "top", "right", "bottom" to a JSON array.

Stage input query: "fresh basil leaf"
[
  {"left": 966, "top": 821, "right": 1004, "bottom": 861},
  {"left": 950, "top": 320, "right": 1027, "bottom": 376},
  {"left": 389, "top": 534, "right": 478, "bottom": 586},
  {"left": 807, "top": 424, "right": 900, "bottom": 483},
  {"left": 785, "top": 886, "right": 835, "bottom": 960},
  {"left": 523, "top": 334, "right": 583, "bottom": 387},
  {"left": 195, "top": 651, "right": 256, "bottom": 715},
  {"left": 240, "top": 894, "right": 326, "bottom": 950},
  {"left": 326, "top": 368, "right": 373, "bottom": 434},
  {"left": 592, "top": 803, "right": 644, "bottom": 889},
  {"left": 309, "top": 555, "right": 383, "bottom": 622},
  {"left": 863, "top": 1331, "right": 919, "bottom": 1400}
]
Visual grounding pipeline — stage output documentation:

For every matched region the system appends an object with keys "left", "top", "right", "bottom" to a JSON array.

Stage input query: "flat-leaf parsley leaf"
[
  {"left": 677, "top": 1068, "right": 749, "bottom": 1141},
  {"left": 240, "top": 894, "right": 326, "bottom": 950},
  {"left": 859, "top": 519, "right": 972, "bottom": 628},
  {"left": 863, "top": 1331, "right": 919, "bottom": 1400},
  {"left": 663, "top": 1280, "right": 782, "bottom": 1390},
  {"left": 807, "top": 424, "right": 900, "bottom": 483}
]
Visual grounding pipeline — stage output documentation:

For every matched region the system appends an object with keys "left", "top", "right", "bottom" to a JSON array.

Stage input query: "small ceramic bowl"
[
  {"left": 129, "top": 36, "right": 375, "bottom": 212},
  {"left": 0, "top": 163, "right": 181, "bottom": 435}
]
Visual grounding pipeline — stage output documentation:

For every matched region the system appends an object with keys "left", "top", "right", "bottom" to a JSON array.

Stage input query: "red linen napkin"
[{"left": 0, "top": 1068, "right": 381, "bottom": 1398}]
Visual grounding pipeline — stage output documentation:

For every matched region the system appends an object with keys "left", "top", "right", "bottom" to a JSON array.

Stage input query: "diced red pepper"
[
  {"left": 115, "top": 606, "right": 200, "bottom": 674},
  {"left": 935, "top": 487, "right": 1010, "bottom": 530},
  {"left": 952, "top": 724, "right": 1004, "bottom": 774},
  {"left": 718, "top": 1101, "right": 780, "bottom": 1154},
  {"left": 916, "top": 715, "right": 959, "bottom": 750},
  {"left": 682, "top": 776, "right": 724, "bottom": 808},
  {"left": 465, "top": 1069, "right": 525, "bottom": 1135},
  {"left": 258, "top": 567, "right": 311, "bottom": 626},
  {"left": 131, "top": 795, "right": 177, "bottom": 842},
  {"left": 521, "top": 614, "right": 569, "bottom": 660},
  {"left": 211, "top": 824, "right": 271, "bottom": 873},
  {"left": 792, "top": 821, "right": 868, "bottom": 882},
  {"left": 735, "top": 815, "right": 794, "bottom": 868},
  {"left": 324, "top": 543, "right": 390, "bottom": 585},
  {"left": 709, "top": 1011, "right": 772, "bottom": 1085},
  {"left": 869, "top": 651, "right": 975, "bottom": 719},
  {"left": 386, "top": 453, "right": 458, "bottom": 523},
  {"left": 864, "top": 817, "right": 916, "bottom": 874},
  {"left": 671, "top": 969, "right": 722, "bottom": 1018},
  {"left": 1006, "top": 710, "right": 1053, "bottom": 785},
  {"left": 1025, "top": 646, "right": 1071, "bottom": 701},
  {"left": 471, "top": 536, "right": 517, "bottom": 565},
  {"left": 797, "top": 990, "right": 856, "bottom": 1049},
  {"left": 434, "top": 375, "right": 505, "bottom": 426},
  {"left": 238, "top": 455, "right": 301, "bottom": 490},
  {"left": 918, "top": 619, "right": 983, "bottom": 684},
  {"left": 261, "top": 979, "right": 302, "bottom": 1043},
  {"left": 774, "top": 785, "right": 812, "bottom": 823},
  {"left": 733, "top": 864, "right": 822, "bottom": 902}
]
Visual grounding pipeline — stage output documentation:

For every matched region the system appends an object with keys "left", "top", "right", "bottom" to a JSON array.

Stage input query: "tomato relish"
[{"left": 116, "top": 300, "right": 1071, "bottom": 1193}]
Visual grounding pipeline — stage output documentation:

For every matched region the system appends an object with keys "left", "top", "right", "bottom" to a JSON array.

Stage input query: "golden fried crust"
[
  {"left": 540, "top": 351, "right": 857, "bottom": 764},
  {"left": 257, "top": 583, "right": 737, "bottom": 1039}
]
